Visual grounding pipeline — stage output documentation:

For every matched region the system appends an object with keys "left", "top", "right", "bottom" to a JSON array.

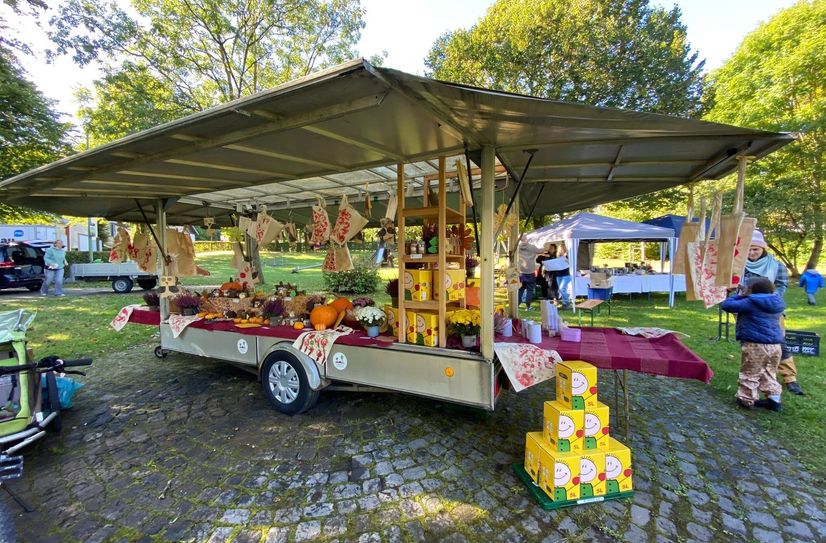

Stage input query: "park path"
[{"left": 4, "top": 343, "right": 824, "bottom": 542}]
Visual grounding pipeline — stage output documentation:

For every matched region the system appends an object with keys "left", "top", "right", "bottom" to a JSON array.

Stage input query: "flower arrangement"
[
  {"left": 173, "top": 292, "right": 200, "bottom": 309},
  {"left": 448, "top": 309, "right": 481, "bottom": 337},
  {"left": 142, "top": 291, "right": 160, "bottom": 308},
  {"left": 351, "top": 296, "right": 375, "bottom": 308},
  {"left": 465, "top": 254, "right": 479, "bottom": 270},
  {"left": 385, "top": 278, "right": 399, "bottom": 299},
  {"left": 354, "top": 306, "right": 386, "bottom": 327},
  {"left": 262, "top": 298, "right": 284, "bottom": 319}
]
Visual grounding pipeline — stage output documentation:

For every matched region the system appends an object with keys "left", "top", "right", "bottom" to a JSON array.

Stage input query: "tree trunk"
[{"left": 805, "top": 201, "right": 823, "bottom": 271}]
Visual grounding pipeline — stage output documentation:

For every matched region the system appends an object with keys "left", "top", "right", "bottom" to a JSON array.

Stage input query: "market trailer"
[{"left": 1, "top": 58, "right": 791, "bottom": 414}]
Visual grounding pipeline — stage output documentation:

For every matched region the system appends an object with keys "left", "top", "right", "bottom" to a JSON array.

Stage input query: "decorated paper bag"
[
  {"left": 322, "top": 244, "right": 354, "bottom": 272},
  {"left": 330, "top": 195, "right": 369, "bottom": 246},
  {"left": 109, "top": 227, "right": 131, "bottom": 263},
  {"left": 174, "top": 230, "right": 198, "bottom": 277},
  {"left": 688, "top": 195, "right": 727, "bottom": 308},
  {"left": 310, "top": 200, "right": 331, "bottom": 245},
  {"left": 132, "top": 231, "right": 158, "bottom": 273},
  {"left": 238, "top": 216, "right": 255, "bottom": 239},
  {"left": 254, "top": 212, "right": 284, "bottom": 246},
  {"left": 715, "top": 160, "right": 750, "bottom": 286},
  {"left": 730, "top": 217, "right": 756, "bottom": 287},
  {"left": 672, "top": 190, "right": 695, "bottom": 275}
]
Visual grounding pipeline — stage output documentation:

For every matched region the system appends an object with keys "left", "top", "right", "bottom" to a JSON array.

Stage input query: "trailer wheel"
[
  {"left": 154, "top": 346, "right": 168, "bottom": 359},
  {"left": 261, "top": 352, "right": 318, "bottom": 415},
  {"left": 137, "top": 278, "right": 157, "bottom": 290},
  {"left": 45, "top": 373, "right": 62, "bottom": 433},
  {"left": 112, "top": 277, "right": 134, "bottom": 293}
]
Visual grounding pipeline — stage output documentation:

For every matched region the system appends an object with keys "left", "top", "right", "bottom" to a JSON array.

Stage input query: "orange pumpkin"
[
  {"left": 310, "top": 304, "right": 338, "bottom": 331},
  {"left": 293, "top": 322, "right": 305, "bottom": 330},
  {"left": 329, "top": 297, "right": 353, "bottom": 314},
  {"left": 221, "top": 281, "right": 242, "bottom": 291}
]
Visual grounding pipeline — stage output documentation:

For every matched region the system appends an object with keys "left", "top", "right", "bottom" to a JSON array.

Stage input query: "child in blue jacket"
[
  {"left": 720, "top": 277, "right": 785, "bottom": 412},
  {"left": 799, "top": 269, "right": 824, "bottom": 305}
]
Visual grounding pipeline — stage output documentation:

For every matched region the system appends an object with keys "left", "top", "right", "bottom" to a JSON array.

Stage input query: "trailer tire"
[
  {"left": 261, "top": 352, "right": 318, "bottom": 415},
  {"left": 137, "top": 278, "right": 157, "bottom": 290},
  {"left": 112, "top": 277, "right": 134, "bottom": 293},
  {"left": 154, "top": 346, "right": 168, "bottom": 359},
  {"left": 44, "top": 373, "right": 62, "bottom": 433}
]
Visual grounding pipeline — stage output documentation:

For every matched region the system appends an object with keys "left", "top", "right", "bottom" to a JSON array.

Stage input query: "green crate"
[{"left": 512, "top": 463, "right": 633, "bottom": 511}]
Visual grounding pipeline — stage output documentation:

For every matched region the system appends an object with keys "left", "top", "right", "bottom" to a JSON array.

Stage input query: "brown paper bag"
[
  {"left": 310, "top": 201, "right": 331, "bottom": 245},
  {"left": 254, "top": 213, "right": 284, "bottom": 246},
  {"left": 730, "top": 217, "right": 756, "bottom": 288},
  {"left": 715, "top": 211, "right": 744, "bottom": 286},
  {"left": 131, "top": 230, "right": 158, "bottom": 273},
  {"left": 330, "top": 195, "right": 369, "bottom": 246},
  {"left": 322, "top": 244, "right": 354, "bottom": 271}
]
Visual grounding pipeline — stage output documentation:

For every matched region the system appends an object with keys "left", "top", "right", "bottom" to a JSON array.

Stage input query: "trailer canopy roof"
[{"left": 0, "top": 58, "right": 793, "bottom": 226}]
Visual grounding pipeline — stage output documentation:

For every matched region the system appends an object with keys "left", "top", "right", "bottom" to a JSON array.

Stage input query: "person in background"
[
  {"left": 743, "top": 230, "right": 803, "bottom": 395},
  {"left": 721, "top": 277, "right": 785, "bottom": 411},
  {"left": 517, "top": 242, "right": 539, "bottom": 310},
  {"left": 543, "top": 245, "right": 572, "bottom": 309},
  {"left": 40, "top": 239, "right": 68, "bottom": 297},
  {"left": 798, "top": 268, "right": 824, "bottom": 305},
  {"left": 536, "top": 243, "right": 556, "bottom": 300}
]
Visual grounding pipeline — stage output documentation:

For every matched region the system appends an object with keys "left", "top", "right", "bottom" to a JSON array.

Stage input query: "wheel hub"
[{"left": 268, "top": 360, "right": 300, "bottom": 404}]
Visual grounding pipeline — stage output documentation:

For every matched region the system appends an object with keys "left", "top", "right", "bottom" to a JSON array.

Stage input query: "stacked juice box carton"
[{"left": 523, "top": 360, "right": 633, "bottom": 507}]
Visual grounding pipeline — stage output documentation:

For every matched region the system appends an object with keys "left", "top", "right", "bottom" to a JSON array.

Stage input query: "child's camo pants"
[{"left": 738, "top": 342, "right": 782, "bottom": 405}]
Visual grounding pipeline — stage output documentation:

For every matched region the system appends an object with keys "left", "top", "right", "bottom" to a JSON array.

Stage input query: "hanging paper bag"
[
  {"left": 330, "top": 195, "right": 369, "bottom": 246},
  {"left": 672, "top": 189, "right": 694, "bottom": 275},
  {"left": 109, "top": 227, "right": 131, "bottom": 263},
  {"left": 322, "top": 244, "right": 354, "bottom": 272},
  {"left": 131, "top": 229, "right": 158, "bottom": 273},
  {"left": 174, "top": 230, "right": 198, "bottom": 277},
  {"left": 310, "top": 200, "right": 331, "bottom": 246},
  {"left": 385, "top": 193, "right": 398, "bottom": 221},
  {"left": 730, "top": 217, "right": 756, "bottom": 287},
  {"left": 715, "top": 158, "right": 749, "bottom": 286},
  {"left": 688, "top": 195, "right": 727, "bottom": 308},
  {"left": 254, "top": 213, "right": 284, "bottom": 246},
  {"left": 238, "top": 216, "right": 255, "bottom": 239}
]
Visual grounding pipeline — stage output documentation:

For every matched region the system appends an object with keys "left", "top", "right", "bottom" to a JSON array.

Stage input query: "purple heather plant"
[
  {"left": 262, "top": 298, "right": 284, "bottom": 318},
  {"left": 351, "top": 296, "right": 375, "bottom": 308},
  {"left": 173, "top": 292, "right": 201, "bottom": 309},
  {"left": 142, "top": 291, "right": 160, "bottom": 306}
]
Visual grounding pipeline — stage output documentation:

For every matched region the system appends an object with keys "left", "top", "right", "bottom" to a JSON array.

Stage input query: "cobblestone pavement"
[{"left": 4, "top": 343, "right": 825, "bottom": 542}]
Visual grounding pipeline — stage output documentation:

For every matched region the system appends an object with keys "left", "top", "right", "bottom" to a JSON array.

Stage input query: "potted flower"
[
  {"left": 351, "top": 296, "right": 375, "bottom": 308},
  {"left": 448, "top": 309, "right": 481, "bottom": 348},
  {"left": 354, "top": 306, "right": 386, "bottom": 338},
  {"left": 262, "top": 298, "right": 285, "bottom": 326},
  {"left": 385, "top": 278, "right": 399, "bottom": 306},
  {"left": 143, "top": 291, "right": 160, "bottom": 311},
  {"left": 465, "top": 254, "right": 479, "bottom": 278},
  {"left": 172, "top": 292, "right": 200, "bottom": 316}
]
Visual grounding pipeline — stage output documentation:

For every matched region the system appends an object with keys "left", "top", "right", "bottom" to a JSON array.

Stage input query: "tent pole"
[
  {"left": 668, "top": 237, "right": 676, "bottom": 307},
  {"left": 494, "top": 150, "right": 535, "bottom": 241},
  {"left": 464, "top": 147, "right": 481, "bottom": 257},
  {"left": 569, "top": 238, "right": 578, "bottom": 312},
  {"left": 508, "top": 197, "right": 520, "bottom": 319},
  {"left": 480, "top": 146, "right": 496, "bottom": 360},
  {"left": 156, "top": 199, "right": 169, "bottom": 319}
]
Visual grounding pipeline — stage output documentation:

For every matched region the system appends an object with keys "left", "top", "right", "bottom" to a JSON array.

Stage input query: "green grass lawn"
[{"left": 3, "top": 251, "right": 824, "bottom": 473}]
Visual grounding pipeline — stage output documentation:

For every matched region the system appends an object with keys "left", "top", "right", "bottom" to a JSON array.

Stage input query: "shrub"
[{"left": 323, "top": 266, "right": 380, "bottom": 295}]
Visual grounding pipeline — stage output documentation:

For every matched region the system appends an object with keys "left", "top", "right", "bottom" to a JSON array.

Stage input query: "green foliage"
[
  {"left": 704, "top": 0, "right": 826, "bottom": 273},
  {"left": 50, "top": 0, "right": 366, "bottom": 144},
  {"left": 65, "top": 251, "right": 109, "bottom": 265},
  {"left": 425, "top": 0, "right": 704, "bottom": 116},
  {"left": 323, "top": 265, "right": 380, "bottom": 294}
]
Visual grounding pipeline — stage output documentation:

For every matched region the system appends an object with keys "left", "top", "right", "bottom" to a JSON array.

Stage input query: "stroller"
[{"left": 0, "top": 309, "right": 92, "bottom": 520}]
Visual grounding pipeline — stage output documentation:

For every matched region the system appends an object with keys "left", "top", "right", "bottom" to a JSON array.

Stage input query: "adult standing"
[
  {"left": 536, "top": 243, "right": 556, "bottom": 300},
  {"left": 517, "top": 242, "right": 539, "bottom": 310},
  {"left": 40, "top": 240, "right": 68, "bottom": 297},
  {"left": 543, "top": 246, "right": 572, "bottom": 309},
  {"left": 743, "top": 231, "right": 803, "bottom": 395}
]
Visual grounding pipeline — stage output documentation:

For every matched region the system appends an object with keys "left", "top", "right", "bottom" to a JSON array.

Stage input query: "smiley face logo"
[
  {"left": 404, "top": 271, "right": 414, "bottom": 289},
  {"left": 605, "top": 455, "right": 622, "bottom": 479},
  {"left": 584, "top": 413, "right": 600, "bottom": 437},
  {"left": 445, "top": 273, "right": 452, "bottom": 289},
  {"left": 557, "top": 415, "right": 575, "bottom": 438},
  {"left": 554, "top": 462, "right": 572, "bottom": 486},
  {"left": 580, "top": 458, "right": 597, "bottom": 483},
  {"left": 416, "top": 315, "right": 426, "bottom": 333},
  {"left": 571, "top": 372, "right": 588, "bottom": 395}
]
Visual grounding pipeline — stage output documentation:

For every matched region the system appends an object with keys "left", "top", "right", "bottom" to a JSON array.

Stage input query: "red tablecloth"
[
  {"left": 127, "top": 309, "right": 711, "bottom": 382},
  {"left": 497, "top": 326, "right": 713, "bottom": 383},
  {"left": 127, "top": 308, "right": 392, "bottom": 348}
]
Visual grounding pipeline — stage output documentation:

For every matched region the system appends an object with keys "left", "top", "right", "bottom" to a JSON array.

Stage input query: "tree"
[
  {"left": 425, "top": 0, "right": 704, "bottom": 116},
  {"left": 50, "top": 0, "right": 366, "bottom": 123},
  {"left": 704, "top": 0, "right": 826, "bottom": 273}
]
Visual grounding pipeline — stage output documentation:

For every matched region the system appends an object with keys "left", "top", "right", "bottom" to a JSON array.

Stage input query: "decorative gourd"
[
  {"left": 310, "top": 305, "right": 338, "bottom": 331},
  {"left": 334, "top": 310, "right": 346, "bottom": 328},
  {"left": 329, "top": 297, "right": 353, "bottom": 314},
  {"left": 293, "top": 322, "right": 305, "bottom": 330},
  {"left": 221, "top": 280, "right": 242, "bottom": 291}
]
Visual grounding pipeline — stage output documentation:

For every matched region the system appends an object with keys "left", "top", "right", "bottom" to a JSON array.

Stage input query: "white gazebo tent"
[{"left": 522, "top": 212, "right": 678, "bottom": 308}]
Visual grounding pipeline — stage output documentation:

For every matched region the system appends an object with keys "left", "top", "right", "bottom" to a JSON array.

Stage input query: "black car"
[{"left": 0, "top": 242, "right": 45, "bottom": 292}]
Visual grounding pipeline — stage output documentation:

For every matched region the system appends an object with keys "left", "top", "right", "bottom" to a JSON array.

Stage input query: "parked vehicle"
[
  {"left": 70, "top": 261, "right": 157, "bottom": 293},
  {"left": 0, "top": 242, "right": 45, "bottom": 292}
]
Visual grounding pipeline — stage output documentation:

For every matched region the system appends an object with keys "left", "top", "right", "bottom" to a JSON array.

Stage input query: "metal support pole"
[
  {"left": 508, "top": 198, "right": 520, "bottom": 319},
  {"left": 623, "top": 369, "right": 630, "bottom": 440},
  {"left": 480, "top": 146, "right": 496, "bottom": 360},
  {"left": 156, "top": 199, "right": 169, "bottom": 320},
  {"left": 465, "top": 148, "right": 481, "bottom": 257}
]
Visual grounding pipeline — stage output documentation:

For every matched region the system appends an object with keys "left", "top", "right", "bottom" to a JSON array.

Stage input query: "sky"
[{"left": 5, "top": 0, "right": 800, "bottom": 125}]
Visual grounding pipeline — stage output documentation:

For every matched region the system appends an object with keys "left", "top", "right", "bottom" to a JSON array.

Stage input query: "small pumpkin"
[
  {"left": 293, "top": 321, "right": 305, "bottom": 330},
  {"left": 221, "top": 278, "right": 242, "bottom": 291},
  {"left": 329, "top": 297, "right": 353, "bottom": 314},
  {"left": 310, "top": 304, "right": 338, "bottom": 331}
]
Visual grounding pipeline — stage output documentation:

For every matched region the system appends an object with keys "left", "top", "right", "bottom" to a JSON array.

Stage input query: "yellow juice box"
[
  {"left": 584, "top": 402, "right": 610, "bottom": 451},
  {"left": 385, "top": 305, "right": 403, "bottom": 337},
  {"left": 556, "top": 360, "right": 598, "bottom": 409},
  {"left": 537, "top": 445, "right": 580, "bottom": 503},
  {"left": 433, "top": 269, "right": 466, "bottom": 301},
  {"left": 407, "top": 311, "right": 439, "bottom": 346},
  {"left": 543, "top": 400, "right": 584, "bottom": 453},
  {"left": 579, "top": 451, "right": 607, "bottom": 499},
  {"left": 605, "top": 437, "right": 633, "bottom": 496},
  {"left": 524, "top": 431, "right": 544, "bottom": 482},
  {"left": 403, "top": 269, "right": 431, "bottom": 301}
]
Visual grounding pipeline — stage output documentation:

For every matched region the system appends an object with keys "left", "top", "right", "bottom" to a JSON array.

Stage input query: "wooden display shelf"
[
  {"left": 403, "top": 300, "right": 463, "bottom": 311},
  {"left": 402, "top": 254, "right": 465, "bottom": 264},
  {"left": 402, "top": 206, "right": 464, "bottom": 223}
]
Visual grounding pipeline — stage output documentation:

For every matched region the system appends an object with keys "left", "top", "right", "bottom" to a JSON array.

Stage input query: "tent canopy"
[
  {"left": 643, "top": 214, "right": 710, "bottom": 237},
  {"left": 523, "top": 212, "right": 675, "bottom": 248},
  {"left": 0, "top": 59, "right": 793, "bottom": 226}
]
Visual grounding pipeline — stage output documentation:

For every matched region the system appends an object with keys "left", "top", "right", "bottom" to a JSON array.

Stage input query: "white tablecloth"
[{"left": 572, "top": 274, "right": 686, "bottom": 296}]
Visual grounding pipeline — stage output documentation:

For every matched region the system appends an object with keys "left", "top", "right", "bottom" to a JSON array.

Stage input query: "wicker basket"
[{"left": 200, "top": 296, "right": 260, "bottom": 315}]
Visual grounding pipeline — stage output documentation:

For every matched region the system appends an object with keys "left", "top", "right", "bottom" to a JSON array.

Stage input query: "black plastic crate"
[{"left": 785, "top": 330, "right": 820, "bottom": 357}]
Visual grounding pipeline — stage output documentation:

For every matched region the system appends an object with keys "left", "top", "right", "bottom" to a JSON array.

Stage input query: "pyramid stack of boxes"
[
  {"left": 384, "top": 269, "right": 466, "bottom": 347},
  {"left": 524, "top": 361, "right": 633, "bottom": 506}
]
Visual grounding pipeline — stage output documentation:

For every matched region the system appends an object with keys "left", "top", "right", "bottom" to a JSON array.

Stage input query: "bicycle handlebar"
[
  {"left": 61, "top": 358, "right": 93, "bottom": 367},
  {"left": 0, "top": 357, "right": 93, "bottom": 376}
]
